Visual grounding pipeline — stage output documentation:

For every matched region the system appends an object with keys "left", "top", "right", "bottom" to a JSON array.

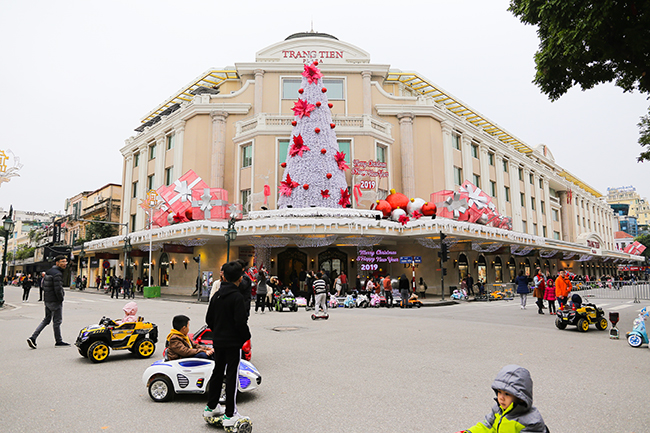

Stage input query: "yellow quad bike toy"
[
  {"left": 555, "top": 295, "right": 608, "bottom": 333},
  {"left": 75, "top": 316, "right": 158, "bottom": 363}
]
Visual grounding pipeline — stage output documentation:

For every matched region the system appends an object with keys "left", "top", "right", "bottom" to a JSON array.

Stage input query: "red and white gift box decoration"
[
  {"left": 459, "top": 181, "right": 496, "bottom": 212},
  {"left": 624, "top": 241, "right": 647, "bottom": 255},
  {"left": 191, "top": 188, "right": 229, "bottom": 220},
  {"left": 159, "top": 170, "right": 208, "bottom": 215}
]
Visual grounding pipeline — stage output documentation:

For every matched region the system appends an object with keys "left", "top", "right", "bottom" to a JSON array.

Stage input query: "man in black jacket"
[
  {"left": 203, "top": 261, "right": 251, "bottom": 427},
  {"left": 27, "top": 255, "right": 70, "bottom": 348}
]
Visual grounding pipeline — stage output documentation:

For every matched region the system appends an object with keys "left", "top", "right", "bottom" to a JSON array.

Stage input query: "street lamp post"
[
  {"left": 1, "top": 206, "right": 15, "bottom": 307},
  {"left": 124, "top": 236, "right": 132, "bottom": 281},
  {"left": 78, "top": 244, "right": 86, "bottom": 288},
  {"left": 224, "top": 216, "right": 238, "bottom": 262}
]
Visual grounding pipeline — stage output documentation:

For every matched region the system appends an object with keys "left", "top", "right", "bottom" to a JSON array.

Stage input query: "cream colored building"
[
  {"left": 86, "top": 32, "right": 642, "bottom": 294},
  {"left": 606, "top": 186, "right": 650, "bottom": 227}
]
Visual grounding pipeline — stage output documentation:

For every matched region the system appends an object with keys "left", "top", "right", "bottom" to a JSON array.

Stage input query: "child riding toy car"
[
  {"left": 75, "top": 314, "right": 158, "bottom": 362},
  {"left": 555, "top": 294, "right": 608, "bottom": 333}
]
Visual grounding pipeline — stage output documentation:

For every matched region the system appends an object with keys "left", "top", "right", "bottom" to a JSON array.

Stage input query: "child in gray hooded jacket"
[{"left": 462, "top": 364, "right": 548, "bottom": 433}]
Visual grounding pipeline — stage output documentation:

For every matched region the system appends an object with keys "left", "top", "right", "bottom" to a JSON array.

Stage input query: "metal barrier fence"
[{"left": 573, "top": 281, "right": 650, "bottom": 303}]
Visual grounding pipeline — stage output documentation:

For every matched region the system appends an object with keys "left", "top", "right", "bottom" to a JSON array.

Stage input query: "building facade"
[{"left": 86, "top": 32, "right": 643, "bottom": 294}]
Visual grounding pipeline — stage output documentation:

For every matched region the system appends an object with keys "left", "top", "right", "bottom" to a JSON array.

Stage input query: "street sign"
[
  {"left": 399, "top": 256, "right": 413, "bottom": 264},
  {"left": 102, "top": 261, "right": 110, "bottom": 269},
  {"left": 413, "top": 256, "right": 422, "bottom": 263}
]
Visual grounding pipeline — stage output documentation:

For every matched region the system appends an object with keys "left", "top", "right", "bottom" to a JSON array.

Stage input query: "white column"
[
  {"left": 136, "top": 144, "right": 148, "bottom": 230},
  {"left": 508, "top": 161, "right": 522, "bottom": 232},
  {"left": 211, "top": 111, "right": 229, "bottom": 189},
  {"left": 543, "top": 179, "right": 553, "bottom": 237},
  {"left": 460, "top": 134, "right": 474, "bottom": 185},
  {"left": 523, "top": 168, "right": 532, "bottom": 234},
  {"left": 441, "top": 121, "right": 455, "bottom": 190},
  {"left": 397, "top": 112, "right": 415, "bottom": 198},
  {"left": 495, "top": 152, "right": 506, "bottom": 215},
  {"left": 173, "top": 120, "right": 185, "bottom": 176},
  {"left": 154, "top": 134, "right": 166, "bottom": 189},
  {"left": 123, "top": 155, "right": 133, "bottom": 227},
  {"left": 254, "top": 69, "right": 264, "bottom": 115},
  {"left": 478, "top": 144, "right": 490, "bottom": 193},
  {"left": 534, "top": 173, "right": 543, "bottom": 236},
  {"left": 362, "top": 70, "right": 372, "bottom": 116}
]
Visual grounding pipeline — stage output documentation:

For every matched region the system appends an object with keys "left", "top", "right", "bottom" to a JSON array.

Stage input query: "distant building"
[
  {"left": 607, "top": 186, "right": 650, "bottom": 227},
  {"left": 614, "top": 230, "right": 635, "bottom": 251}
]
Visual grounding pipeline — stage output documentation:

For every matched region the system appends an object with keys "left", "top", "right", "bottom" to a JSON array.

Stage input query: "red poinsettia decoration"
[
  {"left": 302, "top": 62, "right": 323, "bottom": 84},
  {"left": 321, "top": 189, "right": 330, "bottom": 199},
  {"left": 398, "top": 214, "right": 410, "bottom": 226},
  {"left": 172, "top": 212, "right": 188, "bottom": 224},
  {"left": 289, "top": 134, "right": 310, "bottom": 157},
  {"left": 338, "top": 188, "right": 351, "bottom": 207},
  {"left": 411, "top": 210, "right": 422, "bottom": 220},
  {"left": 334, "top": 151, "right": 349, "bottom": 170},
  {"left": 279, "top": 174, "right": 299, "bottom": 197},
  {"left": 292, "top": 99, "right": 315, "bottom": 119}
]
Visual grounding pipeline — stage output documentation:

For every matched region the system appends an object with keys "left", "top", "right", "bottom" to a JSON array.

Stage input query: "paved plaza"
[{"left": 1, "top": 286, "right": 649, "bottom": 433}]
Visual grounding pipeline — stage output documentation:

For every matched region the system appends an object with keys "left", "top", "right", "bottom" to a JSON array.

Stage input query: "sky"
[{"left": 1, "top": 0, "right": 648, "bottom": 215}]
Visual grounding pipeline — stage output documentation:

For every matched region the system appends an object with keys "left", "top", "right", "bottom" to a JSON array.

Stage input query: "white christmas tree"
[{"left": 277, "top": 61, "right": 350, "bottom": 209}]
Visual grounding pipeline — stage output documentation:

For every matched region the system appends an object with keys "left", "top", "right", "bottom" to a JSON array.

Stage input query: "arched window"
[
  {"left": 159, "top": 252, "right": 170, "bottom": 287},
  {"left": 458, "top": 253, "right": 469, "bottom": 281},
  {"left": 494, "top": 257, "right": 503, "bottom": 283},
  {"left": 508, "top": 257, "right": 516, "bottom": 282},
  {"left": 477, "top": 255, "right": 487, "bottom": 284}
]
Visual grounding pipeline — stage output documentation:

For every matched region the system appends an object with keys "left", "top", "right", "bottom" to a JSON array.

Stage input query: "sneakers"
[
  {"left": 204, "top": 404, "right": 225, "bottom": 418},
  {"left": 223, "top": 412, "right": 244, "bottom": 427},
  {"left": 55, "top": 341, "right": 71, "bottom": 347},
  {"left": 27, "top": 338, "right": 37, "bottom": 349}
]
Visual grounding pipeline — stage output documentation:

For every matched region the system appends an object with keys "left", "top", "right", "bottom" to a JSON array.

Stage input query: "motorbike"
[{"left": 626, "top": 307, "right": 649, "bottom": 348}]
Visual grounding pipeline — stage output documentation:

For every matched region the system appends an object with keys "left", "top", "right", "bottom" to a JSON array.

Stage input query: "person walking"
[
  {"left": 38, "top": 271, "right": 46, "bottom": 301},
  {"left": 532, "top": 268, "right": 546, "bottom": 315},
  {"left": 254, "top": 271, "right": 267, "bottom": 314},
  {"left": 122, "top": 277, "right": 133, "bottom": 299},
  {"left": 555, "top": 270, "right": 572, "bottom": 310},
  {"left": 383, "top": 274, "right": 393, "bottom": 307},
  {"left": 203, "top": 261, "right": 251, "bottom": 426},
  {"left": 305, "top": 271, "right": 315, "bottom": 308},
  {"left": 312, "top": 272, "right": 328, "bottom": 315},
  {"left": 27, "top": 255, "right": 70, "bottom": 348},
  {"left": 399, "top": 274, "right": 410, "bottom": 308},
  {"left": 466, "top": 274, "right": 475, "bottom": 296},
  {"left": 544, "top": 276, "right": 557, "bottom": 315},
  {"left": 340, "top": 272, "right": 348, "bottom": 294},
  {"left": 515, "top": 271, "right": 529, "bottom": 310},
  {"left": 22, "top": 274, "right": 34, "bottom": 302}
]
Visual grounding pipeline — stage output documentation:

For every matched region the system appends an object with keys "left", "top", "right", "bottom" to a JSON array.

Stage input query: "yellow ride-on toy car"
[
  {"left": 555, "top": 295, "right": 608, "bottom": 333},
  {"left": 75, "top": 316, "right": 158, "bottom": 363}
]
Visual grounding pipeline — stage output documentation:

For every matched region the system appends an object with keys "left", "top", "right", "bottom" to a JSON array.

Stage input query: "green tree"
[
  {"left": 509, "top": 0, "right": 650, "bottom": 160},
  {"left": 638, "top": 108, "right": 650, "bottom": 161},
  {"left": 84, "top": 217, "right": 116, "bottom": 241}
]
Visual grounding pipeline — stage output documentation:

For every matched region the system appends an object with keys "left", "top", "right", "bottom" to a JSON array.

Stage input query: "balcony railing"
[{"left": 236, "top": 114, "right": 392, "bottom": 137}]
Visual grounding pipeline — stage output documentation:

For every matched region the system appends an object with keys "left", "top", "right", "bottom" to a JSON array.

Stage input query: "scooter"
[
  {"left": 626, "top": 307, "right": 649, "bottom": 348},
  {"left": 311, "top": 312, "right": 329, "bottom": 320},
  {"left": 355, "top": 293, "right": 369, "bottom": 308}
]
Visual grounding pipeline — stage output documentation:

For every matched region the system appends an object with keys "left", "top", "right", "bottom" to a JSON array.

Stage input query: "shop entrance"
[
  {"left": 318, "top": 248, "right": 347, "bottom": 281},
  {"left": 277, "top": 248, "right": 307, "bottom": 291},
  {"left": 159, "top": 253, "right": 170, "bottom": 287}
]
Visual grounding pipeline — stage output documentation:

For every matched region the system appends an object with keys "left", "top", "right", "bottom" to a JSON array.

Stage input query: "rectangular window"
[
  {"left": 279, "top": 139, "right": 290, "bottom": 165},
  {"left": 531, "top": 197, "right": 536, "bottom": 210},
  {"left": 165, "top": 167, "right": 173, "bottom": 186},
  {"left": 543, "top": 226, "right": 547, "bottom": 237},
  {"left": 147, "top": 174, "right": 155, "bottom": 191},
  {"left": 490, "top": 181, "right": 496, "bottom": 197},
  {"left": 504, "top": 186, "right": 510, "bottom": 202},
  {"left": 553, "top": 231, "right": 560, "bottom": 240},
  {"left": 503, "top": 160, "right": 509, "bottom": 172},
  {"left": 541, "top": 200, "right": 545, "bottom": 214},
  {"left": 471, "top": 144, "right": 478, "bottom": 158},
  {"left": 453, "top": 166, "right": 463, "bottom": 186},
  {"left": 337, "top": 140, "right": 351, "bottom": 165},
  {"left": 149, "top": 144, "right": 156, "bottom": 160},
  {"left": 529, "top": 173, "right": 534, "bottom": 184},
  {"left": 134, "top": 153, "right": 140, "bottom": 167},
  {"left": 520, "top": 193, "right": 525, "bottom": 207},
  {"left": 241, "top": 189, "right": 251, "bottom": 214},
  {"left": 552, "top": 209, "right": 559, "bottom": 221},
  {"left": 241, "top": 144, "right": 252, "bottom": 168},
  {"left": 533, "top": 223, "right": 538, "bottom": 235},
  {"left": 522, "top": 220, "right": 527, "bottom": 232},
  {"left": 488, "top": 152, "right": 495, "bottom": 166},
  {"left": 376, "top": 144, "right": 387, "bottom": 163},
  {"left": 131, "top": 214, "right": 136, "bottom": 232},
  {"left": 472, "top": 174, "right": 480, "bottom": 187},
  {"left": 518, "top": 168, "right": 523, "bottom": 181},
  {"left": 452, "top": 133, "right": 461, "bottom": 150},
  {"left": 539, "top": 179, "right": 543, "bottom": 189},
  {"left": 282, "top": 78, "right": 344, "bottom": 100},
  {"left": 167, "top": 134, "right": 174, "bottom": 150},
  {"left": 132, "top": 181, "right": 138, "bottom": 199}
]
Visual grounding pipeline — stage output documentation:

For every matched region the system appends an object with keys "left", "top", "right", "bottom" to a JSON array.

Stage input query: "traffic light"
[
  {"left": 442, "top": 268, "right": 448, "bottom": 276},
  {"left": 440, "top": 232, "right": 448, "bottom": 262}
]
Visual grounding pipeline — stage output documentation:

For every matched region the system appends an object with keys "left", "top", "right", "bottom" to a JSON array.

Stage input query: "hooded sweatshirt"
[
  {"left": 205, "top": 281, "right": 251, "bottom": 349},
  {"left": 165, "top": 329, "right": 206, "bottom": 360},
  {"left": 118, "top": 302, "right": 138, "bottom": 324},
  {"left": 468, "top": 365, "right": 547, "bottom": 433}
]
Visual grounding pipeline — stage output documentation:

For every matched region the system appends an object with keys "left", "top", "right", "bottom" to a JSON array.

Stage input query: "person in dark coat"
[
  {"left": 203, "top": 261, "right": 251, "bottom": 426},
  {"left": 22, "top": 274, "right": 34, "bottom": 302},
  {"left": 38, "top": 271, "right": 46, "bottom": 301},
  {"left": 515, "top": 271, "right": 530, "bottom": 310},
  {"left": 27, "top": 256, "right": 70, "bottom": 348},
  {"left": 399, "top": 274, "right": 410, "bottom": 307},
  {"left": 236, "top": 259, "right": 252, "bottom": 317}
]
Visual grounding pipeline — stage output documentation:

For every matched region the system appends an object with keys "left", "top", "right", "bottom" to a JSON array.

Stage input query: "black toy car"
[
  {"left": 555, "top": 297, "right": 608, "bottom": 333},
  {"left": 75, "top": 316, "right": 158, "bottom": 363}
]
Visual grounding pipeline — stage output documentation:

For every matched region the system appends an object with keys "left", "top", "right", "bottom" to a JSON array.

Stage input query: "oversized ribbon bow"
[
  {"left": 459, "top": 182, "right": 495, "bottom": 210},
  {"left": 192, "top": 188, "right": 227, "bottom": 219},
  {"left": 442, "top": 192, "right": 469, "bottom": 219},
  {"left": 353, "top": 184, "right": 363, "bottom": 203},
  {"left": 172, "top": 178, "right": 201, "bottom": 204}
]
